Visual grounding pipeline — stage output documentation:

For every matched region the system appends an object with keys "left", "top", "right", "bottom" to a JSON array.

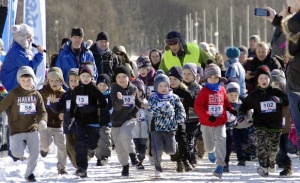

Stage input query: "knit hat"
[
  {"left": 168, "top": 66, "right": 183, "bottom": 81},
  {"left": 197, "top": 66, "right": 204, "bottom": 79},
  {"left": 226, "top": 82, "right": 240, "bottom": 94},
  {"left": 154, "top": 74, "right": 170, "bottom": 91},
  {"left": 226, "top": 47, "right": 240, "bottom": 59},
  {"left": 250, "top": 35, "right": 261, "bottom": 43},
  {"left": 227, "top": 77, "right": 240, "bottom": 85},
  {"left": 96, "top": 31, "right": 110, "bottom": 41},
  {"left": 0, "top": 83, "right": 8, "bottom": 97},
  {"left": 154, "top": 69, "right": 165, "bottom": 80},
  {"left": 199, "top": 42, "right": 210, "bottom": 51},
  {"left": 11, "top": 23, "right": 34, "bottom": 49},
  {"left": 79, "top": 62, "right": 94, "bottom": 76},
  {"left": 255, "top": 65, "right": 271, "bottom": 79},
  {"left": 238, "top": 46, "right": 248, "bottom": 55},
  {"left": 271, "top": 69, "right": 286, "bottom": 87},
  {"left": 137, "top": 55, "right": 151, "bottom": 69},
  {"left": 114, "top": 65, "right": 131, "bottom": 80},
  {"left": 71, "top": 27, "right": 84, "bottom": 37},
  {"left": 17, "top": 66, "right": 36, "bottom": 83},
  {"left": 97, "top": 74, "right": 111, "bottom": 87},
  {"left": 46, "top": 67, "right": 68, "bottom": 88},
  {"left": 203, "top": 64, "right": 227, "bottom": 82},
  {"left": 165, "top": 31, "right": 185, "bottom": 46},
  {"left": 68, "top": 68, "right": 79, "bottom": 78},
  {"left": 183, "top": 63, "right": 197, "bottom": 78},
  {"left": 131, "top": 78, "right": 145, "bottom": 94}
]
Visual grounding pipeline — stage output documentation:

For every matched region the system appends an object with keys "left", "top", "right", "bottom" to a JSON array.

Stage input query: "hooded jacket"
[{"left": 0, "top": 85, "right": 47, "bottom": 136}]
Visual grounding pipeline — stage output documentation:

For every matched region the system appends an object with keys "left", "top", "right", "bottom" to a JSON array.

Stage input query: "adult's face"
[
  {"left": 255, "top": 46, "right": 269, "bottom": 61},
  {"left": 249, "top": 39, "right": 258, "bottom": 50},
  {"left": 97, "top": 40, "right": 109, "bottom": 50},
  {"left": 169, "top": 43, "right": 181, "bottom": 54},
  {"left": 150, "top": 51, "right": 161, "bottom": 65},
  {"left": 71, "top": 36, "right": 83, "bottom": 48}
]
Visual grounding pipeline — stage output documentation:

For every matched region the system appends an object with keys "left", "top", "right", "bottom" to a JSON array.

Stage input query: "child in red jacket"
[{"left": 194, "top": 64, "right": 237, "bottom": 178}]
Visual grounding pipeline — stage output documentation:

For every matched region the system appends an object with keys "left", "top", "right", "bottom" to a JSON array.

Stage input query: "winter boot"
[
  {"left": 257, "top": 166, "right": 269, "bottom": 177},
  {"left": 269, "top": 163, "right": 276, "bottom": 173},
  {"left": 237, "top": 161, "right": 246, "bottom": 166},
  {"left": 40, "top": 150, "right": 48, "bottom": 158},
  {"left": 213, "top": 166, "right": 223, "bottom": 178},
  {"left": 208, "top": 152, "right": 216, "bottom": 163},
  {"left": 75, "top": 168, "right": 87, "bottom": 178},
  {"left": 176, "top": 161, "right": 184, "bottom": 172},
  {"left": 121, "top": 164, "right": 129, "bottom": 176},
  {"left": 129, "top": 153, "right": 139, "bottom": 166},
  {"left": 136, "top": 160, "right": 145, "bottom": 170},
  {"left": 25, "top": 173, "right": 36, "bottom": 182},
  {"left": 96, "top": 159, "right": 103, "bottom": 166},
  {"left": 183, "top": 160, "right": 193, "bottom": 172},
  {"left": 279, "top": 165, "right": 292, "bottom": 176},
  {"left": 223, "top": 163, "right": 229, "bottom": 173}
]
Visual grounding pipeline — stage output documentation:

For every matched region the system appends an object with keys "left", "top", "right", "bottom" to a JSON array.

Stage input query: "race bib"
[
  {"left": 138, "top": 110, "right": 145, "bottom": 121},
  {"left": 209, "top": 105, "right": 223, "bottom": 117},
  {"left": 19, "top": 103, "right": 36, "bottom": 115},
  {"left": 76, "top": 95, "right": 89, "bottom": 107},
  {"left": 123, "top": 95, "right": 133, "bottom": 107},
  {"left": 260, "top": 101, "right": 276, "bottom": 113},
  {"left": 66, "top": 100, "right": 71, "bottom": 111}
]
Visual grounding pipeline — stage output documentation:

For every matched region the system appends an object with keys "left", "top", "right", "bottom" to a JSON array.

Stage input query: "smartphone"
[{"left": 254, "top": 8, "right": 270, "bottom": 16}]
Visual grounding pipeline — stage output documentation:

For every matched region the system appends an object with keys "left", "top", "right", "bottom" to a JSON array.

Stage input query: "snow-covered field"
[{"left": 1, "top": 148, "right": 300, "bottom": 183}]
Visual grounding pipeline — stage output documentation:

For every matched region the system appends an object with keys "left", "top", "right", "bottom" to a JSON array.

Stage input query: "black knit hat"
[
  {"left": 71, "top": 27, "right": 84, "bottom": 37},
  {"left": 255, "top": 65, "right": 271, "bottom": 79},
  {"left": 96, "top": 31, "right": 110, "bottom": 41},
  {"left": 168, "top": 66, "right": 183, "bottom": 81},
  {"left": 114, "top": 65, "right": 131, "bottom": 80},
  {"left": 137, "top": 55, "right": 151, "bottom": 69},
  {"left": 97, "top": 74, "right": 111, "bottom": 87}
]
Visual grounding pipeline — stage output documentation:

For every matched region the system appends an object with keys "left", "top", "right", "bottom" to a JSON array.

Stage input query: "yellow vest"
[{"left": 163, "top": 43, "right": 200, "bottom": 71}]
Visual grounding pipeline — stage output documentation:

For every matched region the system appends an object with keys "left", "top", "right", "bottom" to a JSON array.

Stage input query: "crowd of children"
[{"left": 0, "top": 50, "right": 296, "bottom": 181}]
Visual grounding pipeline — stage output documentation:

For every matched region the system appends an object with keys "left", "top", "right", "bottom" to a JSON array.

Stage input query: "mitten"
[
  {"left": 208, "top": 115, "right": 217, "bottom": 123},
  {"left": 236, "top": 115, "right": 246, "bottom": 123},
  {"left": 38, "top": 120, "right": 47, "bottom": 130},
  {"left": 270, "top": 96, "right": 281, "bottom": 103},
  {"left": 230, "top": 109, "right": 238, "bottom": 116}
]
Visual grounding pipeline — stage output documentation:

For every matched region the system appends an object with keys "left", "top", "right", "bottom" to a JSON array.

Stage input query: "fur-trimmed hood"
[
  {"left": 12, "top": 23, "right": 34, "bottom": 49},
  {"left": 282, "top": 14, "right": 300, "bottom": 56}
]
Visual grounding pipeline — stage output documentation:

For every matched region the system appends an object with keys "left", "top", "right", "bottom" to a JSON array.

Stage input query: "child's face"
[
  {"left": 207, "top": 75, "right": 220, "bottom": 84},
  {"left": 227, "top": 92, "right": 239, "bottom": 103},
  {"left": 49, "top": 78, "right": 62, "bottom": 91},
  {"left": 138, "top": 67, "right": 148, "bottom": 77},
  {"left": 19, "top": 76, "right": 33, "bottom": 90},
  {"left": 196, "top": 73, "right": 201, "bottom": 84},
  {"left": 137, "top": 89, "right": 143, "bottom": 98},
  {"left": 169, "top": 76, "right": 181, "bottom": 89},
  {"left": 183, "top": 69, "right": 194, "bottom": 83},
  {"left": 258, "top": 74, "right": 270, "bottom": 88},
  {"left": 97, "top": 82, "right": 109, "bottom": 93},
  {"left": 69, "top": 75, "right": 79, "bottom": 90},
  {"left": 116, "top": 73, "right": 129, "bottom": 88},
  {"left": 157, "top": 81, "right": 169, "bottom": 94},
  {"left": 272, "top": 81, "right": 280, "bottom": 89},
  {"left": 80, "top": 73, "right": 92, "bottom": 85}
]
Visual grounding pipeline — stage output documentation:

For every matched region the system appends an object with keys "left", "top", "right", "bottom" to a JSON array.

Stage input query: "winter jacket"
[
  {"left": 55, "top": 41, "right": 96, "bottom": 87},
  {"left": 250, "top": 51, "right": 282, "bottom": 73},
  {"left": 239, "top": 85, "right": 289, "bottom": 131},
  {"left": 225, "top": 58, "right": 247, "bottom": 98},
  {"left": 70, "top": 82, "right": 107, "bottom": 126},
  {"left": 281, "top": 12, "right": 300, "bottom": 93},
  {"left": 226, "top": 102, "right": 241, "bottom": 130},
  {"left": 50, "top": 89, "right": 76, "bottom": 134},
  {"left": 110, "top": 82, "right": 142, "bottom": 127},
  {"left": 99, "top": 90, "right": 112, "bottom": 127},
  {"left": 39, "top": 85, "right": 65, "bottom": 128},
  {"left": 132, "top": 99, "right": 149, "bottom": 138},
  {"left": 138, "top": 67, "right": 155, "bottom": 87},
  {"left": 0, "top": 85, "right": 47, "bottom": 136},
  {"left": 89, "top": 44, "right": 120, "bottom": 79},
  {"left": 148, "top": 91, "right": 186, "bottom": 132},
  {"left": 194, "top": 86, "right": 233, "bottom": 127},
  {"left": 184, "top": 81, "right": 202, "bottom": 123},
  {"left": 1, "top": 41, "right": 43, "bottom": 91}
]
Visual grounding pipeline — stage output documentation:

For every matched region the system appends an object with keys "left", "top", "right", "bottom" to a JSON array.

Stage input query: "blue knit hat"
[
  {"left": 226, "top": 47, "right": 240, "bottom": 59},
  {"left": 154, "top": 74, "right": 170, "bottom": 91}
]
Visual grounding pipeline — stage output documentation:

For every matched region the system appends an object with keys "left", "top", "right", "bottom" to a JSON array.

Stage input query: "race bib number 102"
[{"left": 260, "top": 101, "right": 276, "bottom": 113}]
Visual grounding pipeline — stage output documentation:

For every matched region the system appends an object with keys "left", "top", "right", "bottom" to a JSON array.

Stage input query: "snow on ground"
[{"left": 1, "top": 148, "right": 300, "bottom": 183}]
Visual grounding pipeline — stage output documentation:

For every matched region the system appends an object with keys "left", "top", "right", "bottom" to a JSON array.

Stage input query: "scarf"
[{"left": 205, "top": 82, "right": 221, "bottom": 92}]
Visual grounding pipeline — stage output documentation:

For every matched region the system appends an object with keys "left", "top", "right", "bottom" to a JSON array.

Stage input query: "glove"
[
  {"left": 38, "top": 120, "right": 47, "bottom": 130},
  {"left": 208, "top": 115, "right": 217, "bottom": 123},
  {"left": 236, "top": 115, "right": 246, "bottom": 123},
  {"left": 230, "top": 109, "right": 238, "bottom": 116},
  {"left": 270, "top": 96, "right": 281, "bottom": 103}
]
